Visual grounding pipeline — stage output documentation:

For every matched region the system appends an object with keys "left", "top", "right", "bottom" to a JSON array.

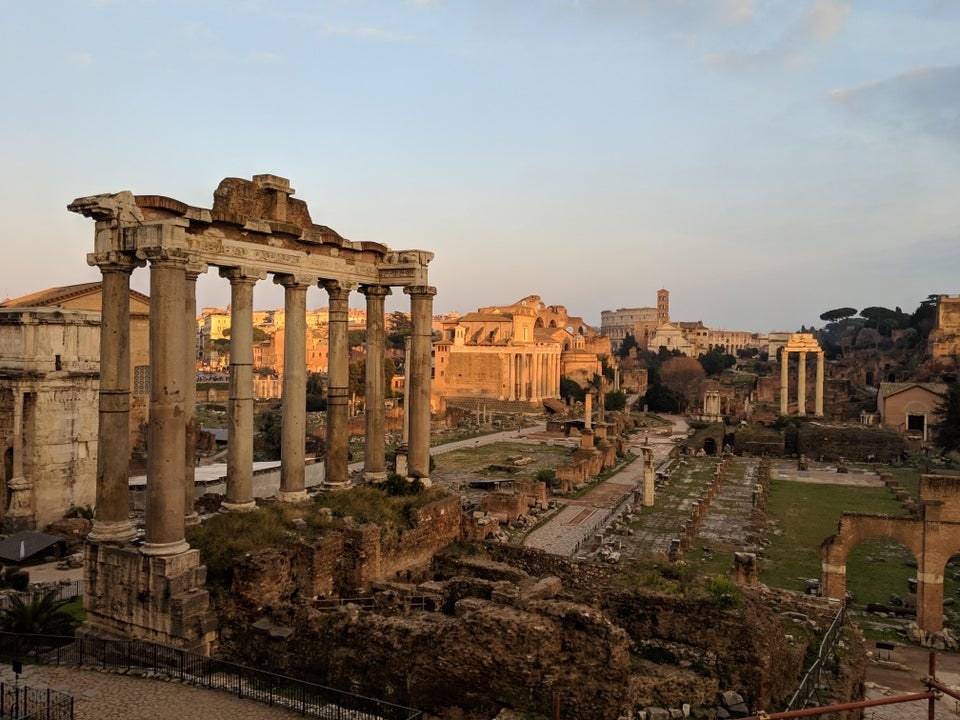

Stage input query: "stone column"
[
  {"left": 508, "top": 353, "right": 517, "bottom": 401},
  {"left": 815, "top": 351, "right": 825, "bottom": 418},
  {"left": 780, "top": 351, "right": 789, "bottom": 415},
  {"left": 324, "top": 281, "right": 352, "bottom": 488},
  {"left": 143, "top": 252, "right": 190, "bottom": 556},
  {"left": 88, "top": 257, "right": 139, "bottom": 543},
  {"left": 277, "top": 275, "right": 312, "bottom": 501},
  {"left": 402, "top": 335, "right": 411, "bottom": 445},
  {"left": 500, "top": 353, "right": 510, "bottom": 401},
  {"left": 361, "top": 285, "right": 391, "bottom": 483},
  {"left": 183, "top": 264, "right": 204, "bottom": 526},
  {"left": 3, "top": 389, "right": 33, "bottom": 531},
  {"left": 797, "top": 351, "right": 807, "bottom": 417},
  {"left": 530, "top": 351, "right": 540, "bottom": 402},
  {"left": 405, "top": 285, "right": 436, "bottom": 480},
  {"left": 584, "top": 392, "right": 593, "bottom": 430},
  {"left": 220, "top": 268, "right": 260, "bottom": 512}
]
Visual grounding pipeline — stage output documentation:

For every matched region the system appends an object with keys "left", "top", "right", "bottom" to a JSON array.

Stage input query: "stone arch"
[
  {"left": 822, "top": 513, "right": 929, "bottom": 626},
  {"left": 534, "top": 317, "right": 544, "bottom": 329}
]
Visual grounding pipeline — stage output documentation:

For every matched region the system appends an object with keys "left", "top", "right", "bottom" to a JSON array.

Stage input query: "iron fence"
[
  {"left": 0, "top": 584, "right": 84, "bottom": 613},
  {"left": 0, "top": 633, "right": 420, "bottom": 720},
  {"left": 784, "top": 602, "right": 846, "bottom": 712},
  {"left": 0, "top": 682, "right": 73, "bottom": 720}
]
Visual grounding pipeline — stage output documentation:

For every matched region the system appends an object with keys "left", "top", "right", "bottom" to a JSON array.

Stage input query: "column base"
[
  {"left": 184, "top": 512, "right": 201, "bottom": 527},
  {"left": 141, "top": 538, "right": 191, "bottom": 556},
  {"left": 276, "top": 489, "right": 310, "bottom": 503},
  {"left": 407, "top": 476, "right": 432, "bottom": 488},
  {"left": 83, "top": 543, "right": 217, "bottom": 654},
  {"left": 88, "top": 519, "right": 138, "bottom": 544},
  {"left": 322, "top": 480, "right": 352, "bottom": 491},
  {"left": 363, "top": 471, "right": 387, "bottom": 484},
  {"left": 219, "top": 500, "right": 257, "bottom": 513}
]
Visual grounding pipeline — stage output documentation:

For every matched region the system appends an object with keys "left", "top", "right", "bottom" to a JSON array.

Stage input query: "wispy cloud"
[
  {"left": 68, "top": 51, "right": 94, "bottom": 66},
  {"left": 247, "top": 51, "right": 280, "bottom": 63},
  {"left": 705, "top": 0, "right": 851, "bottom": 71},
  {"left": 828, "top": 65, "right": 960, "bottom": 142}
]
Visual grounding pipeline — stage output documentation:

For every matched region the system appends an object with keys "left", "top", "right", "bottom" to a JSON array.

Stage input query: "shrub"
[{"left": 708, "top": 575, "right": 741, "bottom": 609}]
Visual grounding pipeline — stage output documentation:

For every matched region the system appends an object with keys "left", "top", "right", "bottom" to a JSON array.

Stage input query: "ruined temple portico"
[
  {"left": 69, "top": 175, "right": 435, "bottom": 651},
  {"left": 779, "top": 333, "right": 824, "bottom": 417}
]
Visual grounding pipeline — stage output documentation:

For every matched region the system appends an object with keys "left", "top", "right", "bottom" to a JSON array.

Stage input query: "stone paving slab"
[{"left": 0, "top": 664, "right": 305, "bottom": 719}]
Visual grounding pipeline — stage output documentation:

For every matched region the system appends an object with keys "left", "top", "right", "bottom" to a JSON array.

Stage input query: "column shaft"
[
  {"left": 405, "top": 286, "right": 436, "bottom": 479},
  {"left": 143, "top": 256, "right": 189, "bottom": 555},
  {"left": 361, "top": 286, "right": 391, "bottom": 482},
  {"left": 797, "top": 351, "right": 807, "bottom": 417},
  {"left": 221, "top": 269, "right": 258, "bottom": 511},
  {"left": 89, "top": 261, "right": 137, "bottom": 543},
  {"left": 184, "top": 268, "right": 201, "bottom": 525},
  {"left": 780, "top": 351, "right": 789, "bottom": 415},
  {"left": 815, "top": 351, "right": 825, "bottom": 418},
  {"left": 324, "top": 282, "right": 351, "bottom": 487},
  {"left": 278, "top": 276, "right": 310, "bottom": 500}
]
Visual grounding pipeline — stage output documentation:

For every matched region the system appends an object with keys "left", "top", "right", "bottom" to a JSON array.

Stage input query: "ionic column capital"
[
  {"left": 87, "top": 252, "right": 144, "bottom": 273},
  {"left": 273, "top": 273, "right": 316, "bottom": 290},
  {"left": 322, "top": 280, "right": 355, "bottom": 299},
  {"left": 220, "top": 266, "right": 266, "bottom": 285},
  {"left": 360, "top": 284, "right": 393, "bottom": 298},
  {"left": 403, "top": 285, "right": 437, "bottom": 298}
]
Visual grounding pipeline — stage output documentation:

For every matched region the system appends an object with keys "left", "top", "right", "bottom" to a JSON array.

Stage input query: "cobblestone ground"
[{"left": 0, "top": 664, "right": 304, "bottom": 720}]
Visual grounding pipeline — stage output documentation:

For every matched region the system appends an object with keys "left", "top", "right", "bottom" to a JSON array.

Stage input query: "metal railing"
[
  {"left": 783, "top": 603, "right": 846, "bottom": 712},
  {"left": 0, "top": 584, "right": 84, "bottom": 612},
  {"left": 0, "top": 682, "right": 73, "bottom": 720},
  {"left": 0, "top": 633, "right": 420, "bottom": 720}
]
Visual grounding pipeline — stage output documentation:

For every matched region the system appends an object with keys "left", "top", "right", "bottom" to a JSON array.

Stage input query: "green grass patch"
[{"left": 763, "top": 479, "right": 907, "bottom": 593}]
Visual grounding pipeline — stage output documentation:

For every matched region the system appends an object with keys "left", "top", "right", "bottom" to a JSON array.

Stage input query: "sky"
[{"left": 1, "top": 0, "right": 958, "bottom": 333}]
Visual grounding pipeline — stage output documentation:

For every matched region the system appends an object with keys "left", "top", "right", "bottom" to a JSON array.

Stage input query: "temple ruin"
[
  {"left": 68, "top": 174, "right": 435, "bottom": 651},
  {"left": 779, "top": 332, "right": 824, "bottom": 417}
]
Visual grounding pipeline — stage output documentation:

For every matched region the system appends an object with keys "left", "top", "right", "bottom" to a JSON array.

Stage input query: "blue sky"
[{"left": 1, "top": 0, "right": 957, "bottom": 332}]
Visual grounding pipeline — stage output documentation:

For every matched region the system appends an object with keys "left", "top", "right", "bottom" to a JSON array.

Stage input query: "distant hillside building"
[
  {"left": 0, "top": 283, "right": 151, "bottom": 530},
  {"left": 601, "top": 289, "right": 669, "bottom": 351},
  {"left": 928, "top": 294, "right": 960, "bottom": 364}
]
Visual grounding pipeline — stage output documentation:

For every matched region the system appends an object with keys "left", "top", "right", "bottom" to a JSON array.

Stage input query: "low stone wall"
[{"left": 232, "top": 495, "right": 463, "bottom": 602}]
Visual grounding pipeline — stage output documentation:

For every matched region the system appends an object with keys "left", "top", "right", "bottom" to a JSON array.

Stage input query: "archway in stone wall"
[
  {"left": 822, "top": 513, "right": 928, "bottom": 627},
  {"left": 845, "top": 536, "right": 919, "bottom": 615}
]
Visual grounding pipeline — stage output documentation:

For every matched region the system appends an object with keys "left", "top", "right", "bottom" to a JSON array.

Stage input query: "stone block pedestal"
[{"left": 81, "top": 543, "right": 217, "bottom": 655}]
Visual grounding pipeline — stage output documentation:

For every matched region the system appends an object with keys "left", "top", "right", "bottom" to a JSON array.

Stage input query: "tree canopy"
[
  {"left": 934, "top": 384, "right": 960, "bottom": 453},
  {"left": 659, "top": 356, "right": 706, "bottom": 413},
  {"left": 819, "top": 307, "right": 858, "bottom": 323}
]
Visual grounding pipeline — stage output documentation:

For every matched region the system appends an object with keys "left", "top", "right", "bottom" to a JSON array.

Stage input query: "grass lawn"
[{"left": 762, "top": 478, "right": 910, "bottom": 594}]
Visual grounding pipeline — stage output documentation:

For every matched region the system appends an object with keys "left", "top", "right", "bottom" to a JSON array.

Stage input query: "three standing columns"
[
  {"left": 361, "top": 285, "right": 391, "bottom": 482},
  {"left": 405, "top": 285, "right": 436, "bottom": 480},
  {"left": 779, "top": 347, "right": 825, "bottom": 418}
]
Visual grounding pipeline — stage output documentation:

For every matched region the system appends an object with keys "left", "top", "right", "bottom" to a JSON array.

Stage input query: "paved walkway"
[
  {"left": 0, "top": 664, "right": 303, "bottom": 720},
  {"left": 523, "top": 415, "right": 687, "bottom": 556}
]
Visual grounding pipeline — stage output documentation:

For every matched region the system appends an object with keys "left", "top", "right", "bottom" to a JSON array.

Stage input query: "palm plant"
[{"left": 0, "top": 590, "right": 78, "bottom": 636}]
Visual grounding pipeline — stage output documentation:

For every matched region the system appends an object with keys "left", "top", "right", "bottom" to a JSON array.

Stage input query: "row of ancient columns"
[
  {"left": 502, "top": 350, "right": 560, "bottom": 402},
  {"left": 88, "top": 251, "right": 435, "bottom": 556},
  {"left": 780, "top": 350, "right": 824, "bottom": 417}
]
